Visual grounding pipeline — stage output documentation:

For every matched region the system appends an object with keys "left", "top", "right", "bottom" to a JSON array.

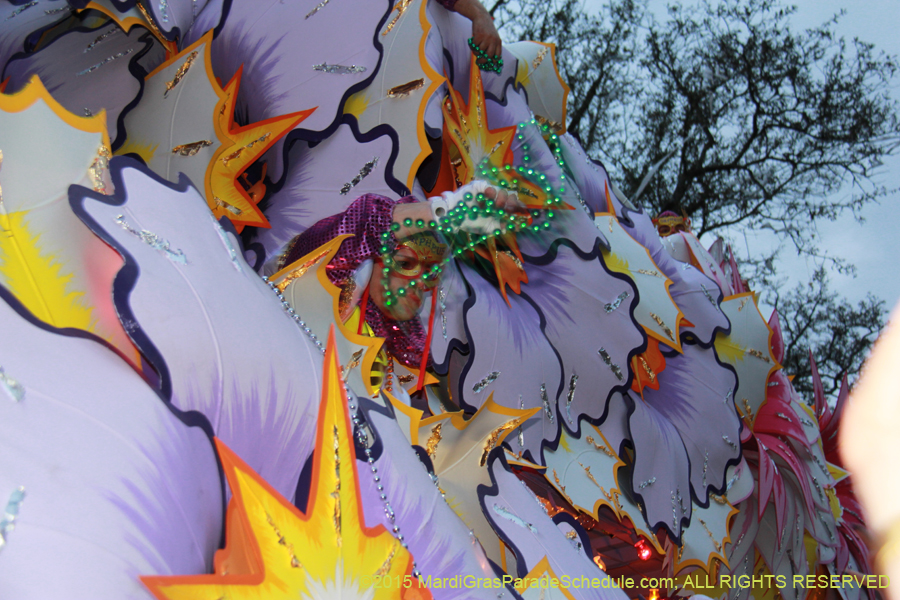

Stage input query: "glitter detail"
[
  {"left": 305, "top": 0, "right": 333, "bottom": 18},
  {"left": 5, "top": 2, "right": 37, "bottom": 20},
  {"left": 275, "top": 248, "right": 330, "bottom": 293},
  {"left": 439, "top": 287, "right": 447, "bottom": 340},
  {"left": 83, "top": 108, "right": 93, "bottom": 117},
  {"left": 472, "top": 371, "right": 500, "bottom": 393},
  {"left": 340, "top": 157, "right": 379, "bottom": 195},
  {"left": 517, "top": 395, "right": 525, "bottom": 448},
  {"left": 84, "top": 28, "right": 119, "bottom": 53},
  {"left": 723, "top": 389, "right": 733, "bottom": 406},
  {"left": 171, "top": 140, "right": 212, "bottom": 156},
  {"left": 747, "top": 348, "right": 771, "bottom": 363},
  {"left": 116, "top": 215, "right": 187, "bottom": 264},
  {"left": 0, "top": 487, "right": 25, "bottom": 553},
  {"left": 492, "top": 504, "right": 536, "bottom": 533},
  {"left": 481, "top": 420, "right": 521, "bottom": 466},
  {"left": 741, "top": 398, "right": 753, "bottom": 420},
  {"left": 637, "top": 269, "right": 664, "bottom": 278},
  {"left": 605, "top": 291, "right": 628, "bottom": 313},
  {"left": 585, "top": 435, "right": 615, "bottom": 457},
  {"left": 214, "top": 197, "right": 242, "bottom": 215},
  {"left": 722, "top": 435, "right": 737, "bottom": 450},
  {"left": 639, "top": 477, "right": 656, "bottom": 489},
  {"left": 540, "top": 383, "right": 553, "bottom": 423},
  {"left": 89, "top": 146, "right": 111, "bottom": 194},
  {"left": 598, "top": 347, "right": 624, "bottom": 381},
  {"left": 565, "top": 374, "right": 577, "bottom": 423},
  {"left": 45, "top": 5, "right": 72, "bottom": 16},
  {"left": 387, "top": 79, "right": 425, "bottom": 98},
  {"left": 702, "top": 451, "right": 709, "bottom": 487},
  {"left": 700, "top": 284, "right": 718, "bottom": 307},
  {"left": 711, "top": 493, "right": 728, "bottom": 505},
  {"left": 737, "top": 298, "right": 749, "bottom": 311},
  {"left": 341, "top": 349, "right": 364, "bottom": 380},
  {"left": 649, "top": 312, "right": 675, "bottom": 341},
  {"left": 775, "top": 412, "right": 793, "bottom": 423},
  {"left": 331, "top": 425, "right": 342, "bottom": 546},
  {"left": 0, "top": 367, "right": 24, "bottom": 402},
  {"left": 698, "top": 518, "right": 722, "bottom": 553},
  {"left": 313, "top": 63, "right": 367, "bottom": 75},
  {"left": 552, "top": 468, "right": 566, "bottom": 495},
  {"left": 425, "top": 423, "right": 442, "bottom": 458},
  {"left": 77, "top": 49, "right": 134, "bottom": 76},
  {"left": 213, "top": 221, "right": 244, "bottom": 273},
  {"left": 158, "top": 0, "right": 169, "bottom": 22},
  {"left": 532, "top": 47, "right": 548, "bottom": 69},
  {"left": 382, "top": 0, "right": 412, "bottom": 35},
  {"left": 165, "top": 51, "right": 198, "bottom": 97},
  {"left": 637, "top": 355, "right": 656, "bottom": 384},
  {"left": 265, "top": 512, "right": 303, "bottom": 568},
  {"left": 221, "top": 133, "right": 272, "bottom": 166},
  {"left": 578, "top": 462, "right": 602, "bottom": 489}
]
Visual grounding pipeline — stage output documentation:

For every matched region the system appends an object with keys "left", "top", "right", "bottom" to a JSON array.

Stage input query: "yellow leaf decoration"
[{"left": 141, "top": 330, "right": 431, "bottom": 600}]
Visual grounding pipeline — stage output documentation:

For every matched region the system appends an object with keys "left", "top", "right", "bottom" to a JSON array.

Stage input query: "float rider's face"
[{"left": 368, "top": 233, "right": 447, "bottom": 322}]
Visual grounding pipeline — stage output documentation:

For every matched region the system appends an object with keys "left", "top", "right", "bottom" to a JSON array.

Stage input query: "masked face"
[
  {"left": 368, "top": 233, "right": 447, "bottom": 321},
  {"left": 654, "top": 214, "right": 690, "bottom": 237}
]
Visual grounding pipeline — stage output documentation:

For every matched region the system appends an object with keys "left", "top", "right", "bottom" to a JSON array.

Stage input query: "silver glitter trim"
[
  {"left": 339, "top": 157, "right": 378, "bottom": 195},
  {"left": 45, "top": 5, "right": 72, "bottom": 16},
  {"left": 702, "top": 451, "right": 709, "bottom": 487},
  {"left": 491, "top": 504, "right": 536, "bottom": 532},
  {"left": 159, "top": 0, "right": 169, "bottom": 22},
  {"left": 77, "top": 49, "right": 134, "bottom": 76},
  {"left": 775, "top": 412, "right": 793, "bottom": 422},
  {"left": 116, "top": 215, "right": 187, "bottom": 264},
  {"left": 723, "top": 388, "right": 733, "bottom": 406},
  {"left": 517, "top": 395, "right": 525, "bottom": 447},
  {"left": 639, "top": 477, "right": 656, "bottom": 489},
  {"left": 540, "top": 383, "right": 553, "bottom": 423},
  {"left": 5, "top": 2, "right": 37, "bottom": 20},
  {"left": 83, "top": 108, "right": 93, "bottom": 117},
  {"left": 0, "top": 487, "right": 25, "bottom": 553},
  {"left": 597, "top": 347, "right": 623, "bottom": 381},
  {"left": 722, "top": 435, "right": 737, "bottom": 451},
  {"left": 313, "top": 63, "right": 367, "bottom": 75},
  {"left": 213, "top": 220, "right": 242, "bottom": 272},
  {"left": 700, "top": 283, "right": 718, "bottom": 307},
  {"left": 439, "top": 287, "right": 447, "bottom": 340},
  {"left": 0, "top": 367, "right": 24, "bottom": 402},
  {"left": 565, "top": 374, "right": 577, "bottom": 424},
  {"left": 84, "top": 28, "right": 119, "bottom": 53},
  {"left": 604, "top": 291, "right": 628, "bottom": 313},
  {"left": 472, "top": 371, "right": 500, "bottom": 393},
  {"left": 305, "top": 0, "right": 333, "bottom": 19}
]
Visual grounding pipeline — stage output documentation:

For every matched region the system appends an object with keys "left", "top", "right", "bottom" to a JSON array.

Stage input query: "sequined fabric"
[{"left": 282, "top": 193, "right": 430, "bottom": 368}]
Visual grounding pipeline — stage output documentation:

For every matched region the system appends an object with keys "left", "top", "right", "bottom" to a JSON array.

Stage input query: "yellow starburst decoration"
[
  {"left": 142, "top": 329, "right": 431, "bottom": 600},
  {"left": 207, "top": 66, "right": 315, "bottom": 232}
]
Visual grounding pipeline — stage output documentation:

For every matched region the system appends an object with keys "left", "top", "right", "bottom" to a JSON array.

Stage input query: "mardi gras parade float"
[{"left": 0, "top": 1, "right": 881, "bottom": 599}]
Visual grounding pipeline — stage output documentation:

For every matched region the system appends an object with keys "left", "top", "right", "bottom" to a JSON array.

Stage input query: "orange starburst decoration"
[
  {"left": 141, "top": 328, "right": 430, "bottom": 600},
  {"left": 207, "top": 66, "right": 314, "bottom": 232}
]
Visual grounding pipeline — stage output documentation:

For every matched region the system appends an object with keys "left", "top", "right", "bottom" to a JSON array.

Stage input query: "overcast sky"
[{"left": 574, "top": 0, "right": 900, "bottom": 312}]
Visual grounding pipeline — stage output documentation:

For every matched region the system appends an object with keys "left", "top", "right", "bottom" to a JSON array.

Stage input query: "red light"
[{"left": 634, "top": 539, "right": 652, "bottom": 560}]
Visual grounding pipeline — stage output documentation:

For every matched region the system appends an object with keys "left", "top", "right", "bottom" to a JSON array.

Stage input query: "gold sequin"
[
  {"left": 747, "top": 348, "right": 771, "bottom": 363},
  {"left": 585, "top": 435, "right": 616, "bottom": 457},
  {"left": 480, "top": 421, "right": 520, "bottom": 466},
  {"left": 637, "top": 269, "right": 664, "bottom": 278},
  {"left": 638, "top": 355, "right": 656, "bottom": 384},
  {"left": 214, "top": 196, "right": 242, "bottom": 215},
  {"left": 382, "top": 0, "right": 412, "bottom": 35},
  {"left": 275, "top": 248, "right": 331, "bottom": 292},
  {"left": 698, "top": 518, "right": 722, "bottom": 553},
  {"left": 331, "top": 425, "right": 342, "bottom": 547},
  {"left": 532, "top": 47, "right": 548, "bottom": 70},
  {"left": 425, "top": 423, "right": 442, "bottom": 458},
  {"left": 89, "top": 145, "right": 111, "bottom": 194},
  {"left": 387, "top": 79, "right": 425, "bottom": 98},
  {"left": 737, "top": 298, "right": 749, "bottom": 311},
  {"left": 171, "top": 140, "right": 212, "bottom": 156},
  {"left": 165, "top": 50, "right": 198, "bottom": 96},
  {"left": 375, "top": 540, "right": 398, "bottom": 576},
  {"left": 649, "top": 312, "right": 676, "bottom": 341}
]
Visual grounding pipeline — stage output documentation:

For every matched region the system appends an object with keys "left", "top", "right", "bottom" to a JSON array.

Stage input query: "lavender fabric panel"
[
  {"left": 361, "top": 406, "right": 505, "bottom": 600},
  {"left": 282, "top": 193, "right": 429, "bottom": 368},
  {"left": 252, "top": 123, "right": 396, "bottom": 264},
  {"left": 74, "top": 158, "right": 323, "bottom": 503},
  {"left": 457, "top": 262, "right": 562, "bottom": 460},
  {"left": 0, "top": 0, "right": 72, "bottom": 75},
  {"left": 142, "top": 0, "right": 210, "bottom": 39},
  {"left": 639, "top": 343, "right": 741, "bottom": 505},
  {"left": 181, "top": 0, "right": 388, "bottom": 183},
  {"left": 558, "top": 132, "right": 612, "bottom": 215},
  {"left": 4, "top": 22, "right": 165, "bottom": 145},
  {"left": 483, "top": 452, "right": 630, "bottom": 600},
  {"left": 0, "top": 289, "right": 221, "bottom": 598},
  {"left": 625, "top": 389, "right": 693, "bottom": 539},
  {"left": 619, "top": 207, "right": 730, "bottom": 346},
  {"left": 518, "top": 244, "right": 642, "bottom": 432},
  {"left": 420, "top": 258, "right": 469, "bottom": 369}
]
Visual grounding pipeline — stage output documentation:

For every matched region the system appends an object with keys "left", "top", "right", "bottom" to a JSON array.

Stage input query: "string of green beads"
[{"left": 468, "top": 38, "right": 503, "bottom": 73}]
